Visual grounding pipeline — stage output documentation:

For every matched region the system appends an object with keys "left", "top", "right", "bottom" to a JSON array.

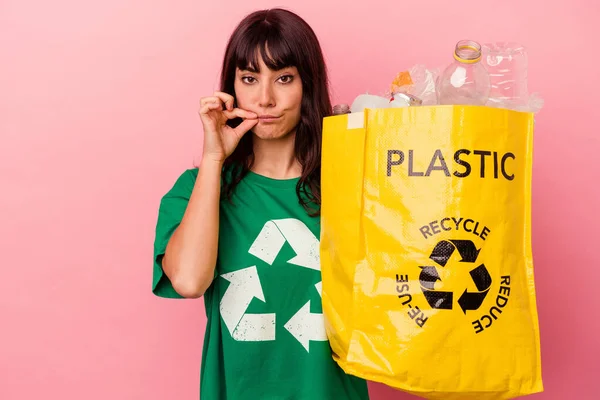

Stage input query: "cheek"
[{"left": 289, "top": 86, "right": 303, "bottom": 113}]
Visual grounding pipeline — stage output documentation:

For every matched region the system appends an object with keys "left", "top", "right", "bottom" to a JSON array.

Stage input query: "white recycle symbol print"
[{"left": 219, "top": 218, "right": 326, "bottom": 352}]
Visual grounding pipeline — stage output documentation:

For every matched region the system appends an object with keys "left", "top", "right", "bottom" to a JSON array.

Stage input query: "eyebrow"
[
  {"left": 238, "top": 66, "right": 296, "bottom": 74},
  {"left": 238, "top": 65, "right": 259, "bottom": 73}
]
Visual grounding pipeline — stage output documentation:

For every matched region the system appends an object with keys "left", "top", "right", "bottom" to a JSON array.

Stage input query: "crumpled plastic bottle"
[{"left": 482, "top": 42, "right": 544, "bottom": 113}]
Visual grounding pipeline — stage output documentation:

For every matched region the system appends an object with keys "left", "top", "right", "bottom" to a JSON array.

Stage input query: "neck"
[{"left": 251, "top": 131, "right": 301, "bottom": 179}]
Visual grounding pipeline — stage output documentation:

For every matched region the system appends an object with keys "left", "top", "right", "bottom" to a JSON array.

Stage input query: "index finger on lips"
[{"left": 223, "top": 108, "right": 258, "bottom": 120}]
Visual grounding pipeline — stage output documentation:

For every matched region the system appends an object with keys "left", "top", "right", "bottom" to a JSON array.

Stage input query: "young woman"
[{"left": 152, "top": 8, "right": 370, "bottom": 400}]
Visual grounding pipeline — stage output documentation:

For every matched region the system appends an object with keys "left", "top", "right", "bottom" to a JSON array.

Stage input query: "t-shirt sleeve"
[{"left": 152, "top": 168, "right": 198, "bottom": 298}]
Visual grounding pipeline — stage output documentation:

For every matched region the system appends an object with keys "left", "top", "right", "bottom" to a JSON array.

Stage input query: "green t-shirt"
[{"left": 152, "top": 168, "right": 369, "bottom": 400}]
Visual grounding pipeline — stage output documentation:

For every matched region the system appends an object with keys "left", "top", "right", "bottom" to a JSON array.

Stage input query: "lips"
[{"left": 257, "top": 115, "right": 281, "bottom": 123}]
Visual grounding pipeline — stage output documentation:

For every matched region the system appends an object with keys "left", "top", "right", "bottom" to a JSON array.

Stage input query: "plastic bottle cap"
[{"left": 453, "top": 40, "right": 482, "bottom": 64}]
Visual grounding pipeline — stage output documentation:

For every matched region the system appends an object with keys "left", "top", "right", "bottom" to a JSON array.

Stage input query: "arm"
[
  {"left": 158, "top": 91, "right": 257, "bottom": 298},
  {"left": 161, "top": 159, "right": 223, "bottom": 298}
]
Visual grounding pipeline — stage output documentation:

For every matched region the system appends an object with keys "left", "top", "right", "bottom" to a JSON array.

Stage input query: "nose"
[{"left": 258, "top": 81, "right": 276, "bottom": 108}]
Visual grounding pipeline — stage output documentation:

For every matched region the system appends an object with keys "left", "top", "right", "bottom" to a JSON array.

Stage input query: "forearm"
[{"left": 162, "top": 159, "right": 223, "bottom": 298}]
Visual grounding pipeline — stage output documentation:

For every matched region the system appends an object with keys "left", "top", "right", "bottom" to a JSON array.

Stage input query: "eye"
[
  {"left": 241, "top": 76, "right": 256, "bottom": 84},
  {"left": 278, "top": 74, "right": 294, "bottom": 84}
]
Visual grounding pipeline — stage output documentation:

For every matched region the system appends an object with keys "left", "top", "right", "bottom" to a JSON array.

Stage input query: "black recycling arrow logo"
[
  {"left": 457, "top": 264, "right": 492, "bottom": 313},
  {"left": 419, "top": 239, "right": 491, "bottom": 313},
  {"left": 419, "top": 266, "right": 453, "bottom": 309},
  {"left": 429, "top": 240, "right": 481, "bottom": 266}
]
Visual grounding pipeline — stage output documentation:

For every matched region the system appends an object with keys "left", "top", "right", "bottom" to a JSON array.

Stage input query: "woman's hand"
[{"left": 198, "top": 91, "right": 258, "bottom": 163}]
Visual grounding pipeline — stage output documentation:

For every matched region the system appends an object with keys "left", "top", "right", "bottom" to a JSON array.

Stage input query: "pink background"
[{"left": 1, "top": 0, "right": 598, "bottom": 399}]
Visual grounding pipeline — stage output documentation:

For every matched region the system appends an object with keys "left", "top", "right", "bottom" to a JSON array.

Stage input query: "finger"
[
  {"left": 200, "top": 97, "right": 220, "bottom": 107},
  {"left": 223, "top": 108, "right": 257, "bottom": 120},
  {"left": 232, "top": 118, "right": 259, "bottom": 138},
  {"left": 213, "top": 91, "right": 235, "bottom": 111},
  {"left": 199, "top": 102, "right": 221, "bottom": 115}
]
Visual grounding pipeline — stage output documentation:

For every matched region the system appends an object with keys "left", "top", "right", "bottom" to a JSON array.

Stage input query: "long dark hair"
[{"left": 218, "top": 8, "right": 331, "bottom": 217}]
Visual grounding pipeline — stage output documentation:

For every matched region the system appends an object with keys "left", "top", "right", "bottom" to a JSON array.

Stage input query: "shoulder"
[
  {"left": 176, "top": 167, "right": 199, "bottom": 183},
  {"left": 161, "top": 168, "right": 199, "bottom": 200}
]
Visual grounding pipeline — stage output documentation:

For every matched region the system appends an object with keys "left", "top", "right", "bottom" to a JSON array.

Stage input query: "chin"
[{"left": 252, "top": 126, "right": 292, "bottom": 140}]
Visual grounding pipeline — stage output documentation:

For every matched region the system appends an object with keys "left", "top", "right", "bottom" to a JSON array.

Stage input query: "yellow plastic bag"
[{"left": 320, "top": 106, "right": 543, "bottom": 399}]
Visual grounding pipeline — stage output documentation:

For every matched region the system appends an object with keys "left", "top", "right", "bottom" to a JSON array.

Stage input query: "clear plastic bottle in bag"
[
  {"left": 482, "top": 42, "right": 543, "bottom": 112},
  {"left": 436, "top": 40, "right": 491, "bottom": 105}
]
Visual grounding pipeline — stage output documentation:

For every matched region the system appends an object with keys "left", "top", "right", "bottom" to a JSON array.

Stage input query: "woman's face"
[{"left": 234, "top": 56, "right": 303, "bottom": 140}]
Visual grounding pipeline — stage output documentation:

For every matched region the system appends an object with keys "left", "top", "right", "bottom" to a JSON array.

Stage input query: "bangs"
[{"left": 234, "top": 25, "right": 298, "bottom": 72}]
